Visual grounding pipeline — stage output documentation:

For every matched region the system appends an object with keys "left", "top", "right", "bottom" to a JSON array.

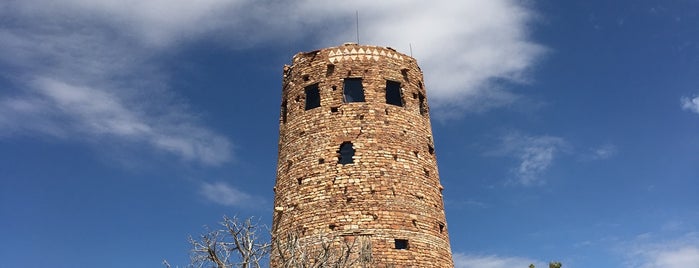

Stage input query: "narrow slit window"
[
  {"left": 281, "top": 101, "right": 288, "bottom": 123},
  {"left": 385, "top": 80, "right": 403, "bottom": 106},
  {"left": 394, "top": 239, "right": 409, "bottom": 250},
  {"left": 418, "top": 93, "right": 427, "bottom": 115},
  {"left": 326, "top": 64, "right": 335, "bottom": 76},
  {"left": 305, "top": 84, "right": 320, "bottom": 110},
  {"left": 343, "top": 78, "right": 365, "bottom": 103},
  {"left": 338, "top": 142, "right": 355, "bottom": 164}
]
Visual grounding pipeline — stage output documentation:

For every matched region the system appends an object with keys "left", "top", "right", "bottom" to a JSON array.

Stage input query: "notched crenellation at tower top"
[{"left": 273, "top": 43, "right": 454, "bottom": 267}]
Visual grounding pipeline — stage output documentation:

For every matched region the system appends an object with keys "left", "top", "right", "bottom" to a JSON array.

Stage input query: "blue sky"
[{"left": 1, "top": 0, "right": 698, "bottom": 267}]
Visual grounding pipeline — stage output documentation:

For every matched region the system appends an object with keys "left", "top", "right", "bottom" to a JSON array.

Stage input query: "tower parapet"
[{"left": 273, "top": 43, "right": 453, "bottom": 267}]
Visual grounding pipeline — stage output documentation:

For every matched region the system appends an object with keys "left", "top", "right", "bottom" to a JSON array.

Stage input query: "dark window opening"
[
  {"left": 338, "top": 142, "right": 355, "bottom": 164},
  {"left": 318, "top": 158, "right": 325, "bottom": 164},
  {"left": 305, "top": 84, "right": 320, "bottom": 110},
  {"left": 418, "top": 93, "right": 427, "bottom": 115},
  {"left": 394, "top": 239, "right": 409, "bottom": 250},
  {"left": 343, "top": 78, "right": 365, "bottom": 103},
  {"left": 297, "top": 178, "right": 303, "bottom": 185},
  {"left": 332, "top": 85, "right": 337, "bottom": 91},
  {"left": 418, "top": 81, "right": 423, "bottom": 89},
  {"left": 428, "top": 145, "right": 435, "bottom": 155},
  {"left": 281, "top": 101, "right": 288, "bottom": 123},
  {"left": 385, "top": 80, "right": 403, "bottom": 106},
  {"left": 438, "top": 223, "right": 445, "bottom": 233},
  {"left": 331, "top": 107, "right": 339, "bottom": 113},
  {"left": 401, "top": 68, "right": 409, "bottom": 80},
  {"left": 329, "top": 224, "right": 337, "bottom": 230},
  {"left": 302, "top": 74, "right": 310, "bottom": 81},
  {"left": 412, "top": 220, "right": 417, "bottom": 227},
  {"left": 326, "top": 64, "right": 335, "bottom": 76}
]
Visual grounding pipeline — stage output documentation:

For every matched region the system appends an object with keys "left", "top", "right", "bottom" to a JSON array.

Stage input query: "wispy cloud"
[
  {"left": 581, "top": 143, "right": 617, "bottom": 161},
  {"left": 681, "top": 95, "right": 699, "bottom": 114},
  {"left": 1, "top": 0, "right": 543, "bottom": 164},
  {"left": 490, "top": 133, "right": 568, "bottom": 185},
  {"left": 453, "top": 253, "right": 544, "bottom": 268},
  {"left": 198, "top": 181, "right": 262, "bottom": 208},
  {"left": 621, "top": 232, "right": 699, "bottom": 268},
  {"left": 22, "top": 0, "right": 542, "bottom": 112},
  {"left": 0, "top": 1, "right": 232, "bottom": 165}
]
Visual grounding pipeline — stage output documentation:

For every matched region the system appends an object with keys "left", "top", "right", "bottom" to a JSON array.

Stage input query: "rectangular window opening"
[
  {"left": 418, "top": 93, "right": 427, "bottom": 116},
  {"left": 338, "top": 142, "right": 355, "bottom": 164},
  {"left": 326, "top": 64, "right": 335, "bottom": 76},
  {"left": 385, "top": 80, "right": 403, "bottom": 106},
  {"left": 281, "top": 101, "right": 288, "bottom": 123},
  {"left": 305, "top": 84, "right": 321, "bottom": 110},
  {"left": 394, "top": 239, "right": 409, "bottom": 250},
  {"left": 343, "top": 78, "right": 365, "bottom": 103}
]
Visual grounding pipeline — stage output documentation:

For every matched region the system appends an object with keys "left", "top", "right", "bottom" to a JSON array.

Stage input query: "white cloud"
[
  {"left": 643, "top": 247, "right": 699, "bottom": 267},
  {"left": 0, "top": 0, "right": 543, "bottom": 163},
  {"left": 293, "top": 0, "right": 546, "bottom": 115},
  {"left": 582, "top": 143, "right": 617, "bottom": 161},
  {"left": 622, "top": 232, "right": 699, "bottom": 268},
  {"left": 453, "top": 253, "right": 544, "bottom": 268},
  {"left": 491, "top": 133, "right": 568, "bottom": 185},
  {"left": 681, "top": 96, "right": 699, "bottom": 114},
  {"left": 199, "top": 181, "right": 261, "bottom": 207},
  {"left": 9, "top": 0, "right": 544, "bottom": 108},
  {"left": 592, "top": 144, "right": 617, "bottom": 160},
  {"left": 0, "top": 1, "right": 232, "bottom": 165}
]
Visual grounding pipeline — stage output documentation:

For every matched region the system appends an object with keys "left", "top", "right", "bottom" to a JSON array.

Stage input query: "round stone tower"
[{"left": 272, "top": 43, "right": 453, "bottom": 267}]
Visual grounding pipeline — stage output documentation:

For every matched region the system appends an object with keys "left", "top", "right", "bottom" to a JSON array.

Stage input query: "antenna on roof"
[
  {"left": 409, "top": 43, "right": 413, "bottom": 57},
  {"left": 355, "top": 11, "right": 360, "bottom": 44}
]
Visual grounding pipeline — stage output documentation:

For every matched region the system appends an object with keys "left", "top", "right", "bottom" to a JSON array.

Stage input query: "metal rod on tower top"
[{"left": 356, "top": 11, "right": 360, "bottom": 44}]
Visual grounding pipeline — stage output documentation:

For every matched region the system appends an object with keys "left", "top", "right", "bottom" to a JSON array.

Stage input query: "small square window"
[
  {"left": 394, "top": 239, "right": 409, "bottom": 250},
  {"left": 385, "top": 80, "right": 403, "bottom": 106},
  {"left": 305, "top": 84, "right": 320, "bottom": 110},
  {"left": 343, "top": 78, "right": 365, "bottom": 103}
]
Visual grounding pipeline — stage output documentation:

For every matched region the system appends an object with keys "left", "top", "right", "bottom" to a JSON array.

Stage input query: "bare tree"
[
  {"left": 271, "top": 232, "right": 373, "bottom": 268},
  {"left": 187, "top": 216, "right": 270, "bottom": 268},
  {"left": 174, "top": 216, "right": 373, "bottom": 268}
]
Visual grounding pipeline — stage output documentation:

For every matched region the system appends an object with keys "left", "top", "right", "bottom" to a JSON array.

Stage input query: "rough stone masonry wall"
[{"left": 272, "top": 43, "right": 454, "bottom": 268}]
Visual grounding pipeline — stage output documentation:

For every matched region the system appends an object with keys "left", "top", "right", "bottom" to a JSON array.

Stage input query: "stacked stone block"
[{"left": 272, "top": 43, "right": 454, "bottom": 267}]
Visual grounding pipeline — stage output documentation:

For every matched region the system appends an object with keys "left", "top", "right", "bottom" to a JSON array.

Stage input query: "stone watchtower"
[{"left": 272, "top": 43, "right": 453, "bottom": 267}]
